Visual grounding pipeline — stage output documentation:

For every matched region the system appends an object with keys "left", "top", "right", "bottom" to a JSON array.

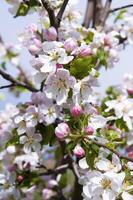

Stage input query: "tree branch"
[
  {"left": 92, "top": 0, "right": 97, "bottom": 28},
  {"left": 41, "top": 0, "right": 57, "bottom": 28},
  {"left": 110, "top": 4, "right": 133, "bottom": 13},
  {"left": 0, "top": 69, "right": 38, "bottom": 92},
  {"left": 38, "top": 164, "right": 69, "bottom": 176},
  {"left": 83, "top": 0, "right": 94, "bottom": 28},
  {"left": 92, "top": 140, "right": 133, "bottom": 162},
  {"left": 98, "top": 0, "right": 112, "bottom": 27},
  {"left": 56, "top": 0, "right": 69, "bottom": 26},
  {"left": 0, "top": 84, "right": 15, "bottom": 89}
]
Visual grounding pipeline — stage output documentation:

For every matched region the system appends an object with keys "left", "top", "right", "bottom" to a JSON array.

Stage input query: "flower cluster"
[{"left": 0, "top": 1, "right": 133, "bottom": 200}]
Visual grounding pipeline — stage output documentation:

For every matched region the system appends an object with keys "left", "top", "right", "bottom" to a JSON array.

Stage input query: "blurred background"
[{"left": 0, "top": 0, "right": 133, "bottom": 109}]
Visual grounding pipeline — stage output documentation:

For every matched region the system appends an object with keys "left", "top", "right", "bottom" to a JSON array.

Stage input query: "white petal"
[
  {"left": 122, "top": 191, "right": 133, "bottom": 200},
  {"left": 19, "top": 136, "right": 28, "bottom": 144},
  {"left": 79, "top": 158, "right": 89, "bottom": 169}
]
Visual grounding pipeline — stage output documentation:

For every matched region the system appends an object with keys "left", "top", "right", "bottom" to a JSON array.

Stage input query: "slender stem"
[
  {"left": 91, "top": 139, "right": 133, "bottom": 162},
  {"left": 56, "top": 0, "right": 69, "bottom": 26},
  {"left": 110, "top": 4, "right": 133, "bottom": 13},
  {"left": 41, "top": 0, "right": 57, "bottom": 28},
  {"left": 0, "top": 84, "right": 15, "bottom": 89},
  {"left": 38, "top": 164, "right": 69, "bottom": 176},
  {"left": 0, "top": 68, "right": 38, "bottom": 92}
]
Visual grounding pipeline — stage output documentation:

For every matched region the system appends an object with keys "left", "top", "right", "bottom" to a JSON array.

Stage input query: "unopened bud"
[
  {"left": 71, "top": 105, "right": 83, "bottom": 117},
  {"left": 85, "top": 126, "right": 94, "bottom": 135},
  {"left": 73, "top": 145, "right": 85, "bottom": 158},
  {"left": 55, "top": 123, "right": 70, "bottom": 139},
  {"left": 44, "top": 27, "right": 57, "bottom": 41}
]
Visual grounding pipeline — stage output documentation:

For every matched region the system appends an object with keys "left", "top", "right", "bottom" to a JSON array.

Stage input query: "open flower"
[
  {"left": 19, "top": 128, "right": 42, "bottom": 153},
  {"left": 40, "top": 41, "right": 74, "bottom": 73},
  {"left": 105, "top": 96, "right": 133, "bottom": 130},
  {"left": 73, "top": 75, "right": 98, "bottom": 104},
  {"left": 80, "top": 171, "right": 125, "bottom": 200},
  {"left": 95, "top": 150, "right": 121, "bottom": 173},
  {"left": 45, "top": 69, "right": 76, "bottom": 105}
]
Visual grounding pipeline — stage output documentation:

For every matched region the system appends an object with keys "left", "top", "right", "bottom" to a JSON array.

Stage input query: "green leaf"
[
  {"left": 15, "top": 3, "right": 29, "bottom": 17},
  {"left": 107, "top": 130, "right": 120, "bottom": 141},
  {"left": 86, "top": 146, "right": 97, "bottom": 169},
  {"left": 115, "top": 9, "right": 127, "bottom": 22},
  {"left": 85, "top": 31, "right": 94, "bottom": 44},
  {"left": 15, "top": 0, "right": 40, "bottom": 17},
  {"left": 116, "top": 118, "right": 129, "bottom": 132},
  {"left": 97, "top": 49, "right": 108, "bottom": 68},
  {"left": 66, "top": 141, "right": 76, "bottom": 151},
  {"left": 70, "top": 56, "right": 97, "bottom": 79},
  {"left": 59, "top": 169, "right": 74, "bottom": 188}
]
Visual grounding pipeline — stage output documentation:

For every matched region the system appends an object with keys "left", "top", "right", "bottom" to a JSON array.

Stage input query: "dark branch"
[
  {"left": 110, "top": 4, "right": 133, "bottom": 13},
  {"left": 41, "top": 0, "right": 57, "bottom": 28},
  {"left": 0, "top": 69, "right": 38, "bottom": 92},
  {"left": 99, "top": 0, "right": 112, "bottom": 27},
  {"left": 56, "top": 0, "right": 69, "bottom": 26},
  {"left": 0, "top": 84, "right": 15, "bottom": 89},
  {"left": 83, "top": 0, "right": 94, "bottom": 28},
  {"left": 92, "top": 0, "right": 97, "bottom": 28},
  {"left": 38, "top": 164, "right": 69, "bottom": 176},
  {"left": 92, "top": 140, "right": 133, "bottom": 162}
]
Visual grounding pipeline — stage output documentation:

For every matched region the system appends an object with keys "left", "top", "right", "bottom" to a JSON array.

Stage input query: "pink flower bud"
[
  {"left": 73, "top": 145, "right": 85, "bottom": 158},
  {"left": 44, "top": 27, "right": 57, "bottom": 41},
  {"left": 127, "top": 89, "right": 133, "bottom": 95},
  {"left": 104, "top": 36, "right": 111, "bottom": 47},
  {"left": 71, "top": 105, "right": 83, "bottom": 117},
  {"left": 55, "top": 123, "right": 70, "bottom": 139},
  {"left": 85, "top": 126, "right": 94, "bottom": 135},
  {"left": 64, "top": 38, "right": 77, "bottom": 52},
  {"left": 17, "top": 175, "right": 24, "bottom": 183},
  {"left": 79, "top": 46, "right": 91, "bottom": 57}
]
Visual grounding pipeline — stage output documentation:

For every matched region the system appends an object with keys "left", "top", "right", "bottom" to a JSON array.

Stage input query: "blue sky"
[{"left": 0, "top": 0, "right": 133, "bottom": 109}]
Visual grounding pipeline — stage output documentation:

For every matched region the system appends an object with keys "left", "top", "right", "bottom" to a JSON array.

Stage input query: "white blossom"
[
  {"left": 105, "top": 96, "right": 133, "bottom": 130},
  {"left": 19, "top": 128, "right": 42, "bottom": 153},
  {"left": 80, "top": 171, "right": 125, "bottom": 200},
  {"left": 45, "top": 69, "right": 76, "bottom": 105}
]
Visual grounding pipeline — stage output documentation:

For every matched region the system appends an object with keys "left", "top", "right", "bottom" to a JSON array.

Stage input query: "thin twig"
[
  {"left": 0, "top": 69, "right": 38, "bottom": 92},
  {"left": 41, "top": 0, "right": 57, "bottom": 28},
  {"left": 56, "top": 0, "right": 69, "bottom": 26},
  {"left": 92, "top": 140, "right": 133, "bottom": 162},
  {"left": 0, "top": 84, "right": 15, "bottom": 89},
  {"left": 38, "top": 164, "right": 69, "bottom": 176},
  {"left": 110, "top": 4, "right": 133, "bottom": 13}
]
